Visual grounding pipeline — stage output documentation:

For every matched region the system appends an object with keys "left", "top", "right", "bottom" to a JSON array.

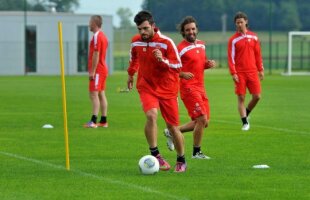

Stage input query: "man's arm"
[
  {"left": 227, "top": 38, "right": 239, "bottom": 82},
  {"left": 255, "top": 38, "right": 264, "bottom": 80},
  {"left": 90, "top": 51, "right": 99, "bottom": 80},
  {"left": 153, "top": 40, "right": 182, "bottom": 72},
  {"left": 127, "top": 43, "right": 139, "bottom": 90},
  {"left": 227, "top": 38, "right": 237, "bottom": 75}
]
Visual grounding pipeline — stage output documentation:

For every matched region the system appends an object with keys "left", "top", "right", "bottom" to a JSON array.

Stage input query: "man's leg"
[
  {"left": 90, "top": 91, "right": 100, "bottom": 116},
  {"left": 167, "top": 124, "right": 184, "bottom": 156},
  {"left": 246, "top": 94, "right": 261, "bottom": 116},
  {"left": 179, "top": 121, "right": 196, "bottom": 133},
  {"left": 98, "top": 90, "right": 108, "bottom": 126},
  {"left": 167, "top": 124, "right": 187, "bottom": 172},
  {"left": 193, "top": 115, "right": 207, "bottom": 148},
  {"left": 192, "top": 115, "right": 210, "bottom": 159},
  {"left": 238, "top": 95, "right": 246, "bottom": 118},
  {"left": 144, "top": 108, "right": 158, "bottom": 148},
  {"left": 159, "top": 98, "right": 186, "bottom": 172},
  {"left": 238, "top": 95, "right": 250, "bottom": 130},
  {"left": 145, "top": 108, "right": 171, "bottom": 171},
  {"left": 84, "top": 91, "right": 100, "bottom": 128}
]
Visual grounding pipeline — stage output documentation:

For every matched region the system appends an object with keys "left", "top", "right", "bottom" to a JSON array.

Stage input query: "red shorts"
[
  {"left": 235, "top": 72, "right": 261, "bottom": 95},
  {"left": 139, "top": 92, "right": 179, "bottom": 126},
  {"left": 89, "top": 73, "right": 107, "bottom": 92},
  {"left": 182, "top": 90, "right": 210, "bottom": 120}
]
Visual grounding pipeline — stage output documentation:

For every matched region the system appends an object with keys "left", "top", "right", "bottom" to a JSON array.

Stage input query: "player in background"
[
  {"left": 127, "top": 11, "right": 186, "bottom": 172},
  {"left": 227, "top": 12, "right": 264, "bottom": 131},
  {"left": 164, "top": 16, "right": 216, "bottom": 159},
  {"left": 84, "top": 15, "right": 109, "bottom": 128}
]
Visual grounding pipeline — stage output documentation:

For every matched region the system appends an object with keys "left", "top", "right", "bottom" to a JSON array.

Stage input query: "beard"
[
  {"left": 141, "top": 30, "right": 154, "bottom": 41},
  {"left": 185, "top": 33, "right": 197, "bottom": 43},
  {"left": 141, "top": 34, "right": 150, "bottom": 41}
]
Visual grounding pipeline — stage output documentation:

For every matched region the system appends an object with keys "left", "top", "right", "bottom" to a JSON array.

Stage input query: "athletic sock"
[
  {"left": 246, "top": 108, "right": 251, "bottom": 117},
  {"left": 177, "top": 155, "right": 186, "bottom": 163},
  {"left": 193, "top": 146, "right": 201, "bottom": 156},
  {"left": 100, "top": 116, "right": 107, "bottom": 123},
  {"left": 241, "top": 117, "right": 248, "bottom": 125},
  {"left": 91, "top": 115, "right": 97, "bottom": 124},
  {"left": 149, "top": 147, "right": 160, "bottom": 157}
]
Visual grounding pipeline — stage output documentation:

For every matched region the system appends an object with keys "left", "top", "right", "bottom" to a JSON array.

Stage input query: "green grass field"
[{"left": 0, "top": 70, "right": 309, "bottom": 199}]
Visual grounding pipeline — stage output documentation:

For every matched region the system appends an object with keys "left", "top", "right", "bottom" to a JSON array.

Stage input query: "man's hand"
[
  {"left": 152, "top": 49, "right": 163, "bottom": 62},
  {"left": 258, "top": 71, "right": 264, "bottom": 81},
  {"left": 232, "top": 74, "right": 239, "bottom": 83},
  {"left": 206, "top": 60, "right": 216, "bottom": 68},
  {"left": 127, "top": 75, "right": 134, "bottom": 90},
  {"left": 89, "top": 71, "right": 95, "bottom": 81},
  {"left": 180, "top": 72, "right": 194, "bottom": 80}
]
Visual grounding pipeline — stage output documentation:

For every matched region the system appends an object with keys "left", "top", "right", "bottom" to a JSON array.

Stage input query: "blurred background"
[{"left": 0, "top": 0, "right": 309, "bottom": 75}]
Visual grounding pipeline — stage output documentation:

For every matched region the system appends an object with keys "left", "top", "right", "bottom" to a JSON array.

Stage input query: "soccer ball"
[{"left": 138, "top": 155, "right": 159, "bottom": 175}]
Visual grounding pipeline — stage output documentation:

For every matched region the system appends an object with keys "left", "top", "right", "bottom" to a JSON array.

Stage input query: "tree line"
[
  {"left": 0, "top": 0, "right": 79, "bottom": 12},
  {"left": 141, "top": 0, "right": 310, "bottom": 31}
]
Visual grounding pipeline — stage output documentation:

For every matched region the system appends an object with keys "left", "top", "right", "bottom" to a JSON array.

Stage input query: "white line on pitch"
[
  {"left": 0, "top": 151, "right": 189, "bottom": 200},
  {"left": 212, "top": 119, "right": 310, "bottom": 135}
]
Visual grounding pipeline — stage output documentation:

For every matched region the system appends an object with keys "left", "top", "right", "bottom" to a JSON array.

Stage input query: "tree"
[
  {"left": 0, "top": 0, "right": 79, "bottom": 12},
  {"left": 277, "top": 0, "right": 301, "bottom": 30},
  {"left": 296, "top": 0, "right": 310, "bottom": 30},
  {"left": 116, "top": 7, "right": 134, "bottom": 29},
  {"left": 48, "top": 0, "right": 79, "bottom": 12},
  {"left": 0, "top": 0, "right": 30, "bottom": 11},
  {"left": 142, "top": 0, "right": 308, "bottom": 31}
]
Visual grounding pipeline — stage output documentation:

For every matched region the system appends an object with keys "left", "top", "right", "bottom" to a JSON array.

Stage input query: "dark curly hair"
[
  {"left": 234, "top": 12, "right": 248, "bottom": 27},
  {"left": 178, "top": 16, "right": 198, "bottom": 38},
  {"left": 134, "top": 10, "right": 154, "bottom": 26}
]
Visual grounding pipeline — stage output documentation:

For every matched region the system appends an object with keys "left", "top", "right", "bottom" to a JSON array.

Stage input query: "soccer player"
[
  {"left": 127, "top": 11, "right": 186, "bottom": 172},
  {"left": 84, "top": 15, "right": 109, "bottom": 128},
  {"left": 227, "top": 12, "right": 264, "bottom": 131},
  {"left": 164, "top": 16, "right": 216, "bottom": 159}
]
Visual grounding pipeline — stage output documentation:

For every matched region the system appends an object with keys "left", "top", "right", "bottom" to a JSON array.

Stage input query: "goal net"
[{"left": 283, "top": 31, "right": 310, "bottom": 76}]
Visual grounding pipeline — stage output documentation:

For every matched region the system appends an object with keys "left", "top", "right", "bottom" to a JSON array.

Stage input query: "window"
[
  {"left": 77, "top": 26, "right": 89, "bottom": 72},
  {"left": 25, "top": 26, "right": 36, "bottom": 72}
]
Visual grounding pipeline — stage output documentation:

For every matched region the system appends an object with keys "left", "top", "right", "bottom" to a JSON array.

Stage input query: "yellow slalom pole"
[{"left": 58, "top": 21, "right": 70, "bottom": 170}]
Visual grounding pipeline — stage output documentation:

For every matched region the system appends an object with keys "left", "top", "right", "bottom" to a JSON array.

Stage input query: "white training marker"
[
  {"left": 252, "top": 164, "right": 270, "bottom": 169},
  {"left": 42, "top": 124, "right": 54, "bottom": 129}
]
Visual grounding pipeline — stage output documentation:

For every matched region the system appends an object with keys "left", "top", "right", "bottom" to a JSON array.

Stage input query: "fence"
[{"left": 114, "top": 40, "right": 310, "bottom": 73}]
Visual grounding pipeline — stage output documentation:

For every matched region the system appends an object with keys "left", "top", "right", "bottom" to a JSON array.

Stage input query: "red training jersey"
[
  {"left": 177, "top": 39, "right": 210, "bottom": 97},
  {"left": 227, "top": 30, "right": 264, "bottom": 75},
  {"left": 127, "top": 28, "right": 182, "bottom": 99},
  {"left": 88, "top": 30, "right": 109, "bottom": 75}
]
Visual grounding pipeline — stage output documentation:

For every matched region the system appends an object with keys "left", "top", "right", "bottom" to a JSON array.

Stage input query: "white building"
[{"left": 0, "top": 11, "right": 113, "bottom": 75}]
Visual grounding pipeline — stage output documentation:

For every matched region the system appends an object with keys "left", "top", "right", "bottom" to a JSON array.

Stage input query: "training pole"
[{"left": 58, "top": 21, "right": 70, "bottom": 170}]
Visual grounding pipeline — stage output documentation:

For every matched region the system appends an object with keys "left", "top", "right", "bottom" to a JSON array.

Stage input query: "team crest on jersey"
[
  {"left": 248, "top": 39, "right": 251, "bottom": 42},
  {"left": 143, "top": 48, "right": 146, "bottom": 52}
]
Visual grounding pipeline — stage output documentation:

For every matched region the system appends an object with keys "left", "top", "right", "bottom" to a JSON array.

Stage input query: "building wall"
[
  {"left": 0, "top": 14, "right": 25, "bottom": 75},
  {"left": 0, "top": 11, "right": 113, "bottom": 75}
]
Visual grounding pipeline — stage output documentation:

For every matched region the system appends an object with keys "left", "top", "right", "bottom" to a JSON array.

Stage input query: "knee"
[
  {"left": 146, "top": 110, "right": 157, "bottom": 123},
  {"left": 253, "top": 94, "right": 261, "bottom": 102},
  {"left": 166, "top": 125, "right": 179, "bottom": 136},
  {"left": 89, "top": 92, "right": 98, "bottom": 99},
  {"left": 238, "top": 95, "right": 246, "bottom": 103},
  {"left": 204, "top": 120, "right": 209, "bottom": 128},
  {"left": 197, "top": 116, "right": 208, "bottom": 128}
]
